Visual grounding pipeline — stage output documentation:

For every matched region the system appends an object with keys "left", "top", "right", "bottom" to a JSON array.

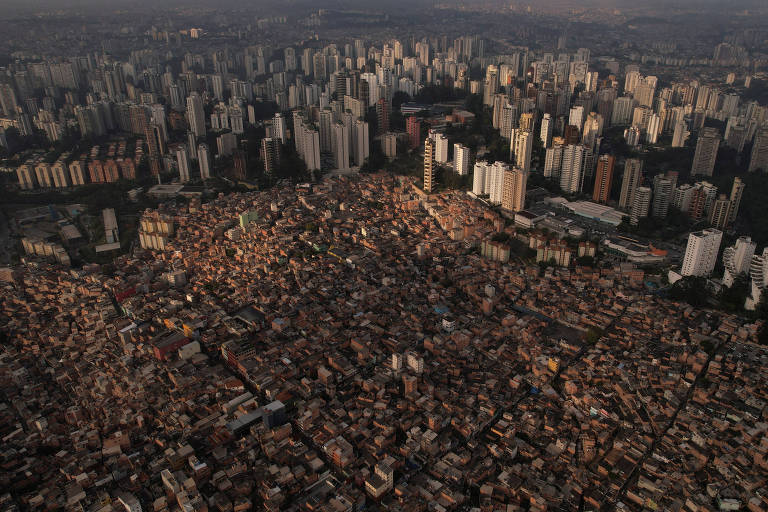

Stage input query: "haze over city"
[{"left": 1, "top": 1, "right": 768, "bottom": 512}]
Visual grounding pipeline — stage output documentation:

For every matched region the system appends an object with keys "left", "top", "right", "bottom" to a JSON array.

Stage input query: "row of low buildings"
[{"left": 15, "top": 140, "right": 144, "bottom": 190}]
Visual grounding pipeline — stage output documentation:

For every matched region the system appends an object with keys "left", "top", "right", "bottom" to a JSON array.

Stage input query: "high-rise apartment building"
[
  {"left": 629, "top": 186, "right": 651, "bottom": 226},
  {"left": 722, "top": 236, "right": 756, "bottom": 287},
  {"left": 488, "top": 161, "right": 509, "bottom": 204},
  {"left": 671, "top": 119, "right": 690, "bottom": 148},
  {"left": 186, "top": 92, "right": 206, "bottom": 138},
  {"left": 260, "top": 138, "right": 280, "bottom": 176},
  {"left": 423, "top": 137, "right": 435, "bottom": 193},
  {"left": 376, "top": 98, "right": 390, "bottom": 134},
  {"left": 681, "top": 228, "right": 723, "bottom": 277},
  {"left": 728, "top": 177, "right": 745, "bottom": 224},
  {"left": 544, "top": 137, "right": 565, "bottom": 179},
  {"left": 353, "top": 120, "right": 369, "bottom": 167},
  {"left": 511, "top": 129, "right": 533, "bottom": 172},
  {"left": 198, "top": 143, "right": 211, "bottom": 180},
  {"left": 483, "top": 65, "right": 499, "bottom": 106},
  {"left": 454, "top": 143, "right": 470, "bottom": 176},
  {"left": 501, "top": 168, "right": 528, "bottom": 212},
  {"left": 559, "top": 144, "right": 585, "bottom": 194},
  {"left": 591, "top": 155, "right": 615, "bottom": 204},
  {"left": 272, "top": 113, "right": 286, "bottom": 144},
  {"left": 708, "top": 195, "right": 732, "bottom": 230},
  {"left": 472, "top": 161, "right": 489, "bottom": 196},
  {"left": 540, "top": 113, "right": 553, "bottom": 148},
  {"left": 651, "top": 174, "right": 674, "bottom": 218},
  {"left": 332, "top": 122, "right": 350, "bottom": 170},
  {"left": 747, "top": 248, "right": 768, "bottom": 310},
  {"left": 618, "top": 158, "right": 643, "bottom": 210},
  {"left": 434, "top": 133, "right": 449, "bottom": 164},
  {"left": 382, "top": 133, "right": 397, "bottom": 160},
  {"left": 176, "top": 144, "right": 191, "bottom": 183},
  {"left": 691, "top": 127, "right": 720, "bottom": 176},
  {"left": 406, "top": 116, "right": 421, "bottom": 149},
  {"left": 748, "top": 127, "right": 768, "bottom": 173}
]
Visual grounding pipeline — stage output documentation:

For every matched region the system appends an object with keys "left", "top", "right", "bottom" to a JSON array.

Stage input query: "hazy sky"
[{"left": 2, "top": 0, "right": 766, "bottom": 16}]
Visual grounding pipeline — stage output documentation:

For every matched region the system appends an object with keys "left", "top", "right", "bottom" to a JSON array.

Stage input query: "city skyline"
[{"left": 1, "top": 1, "right": 768, "bottom": 511}]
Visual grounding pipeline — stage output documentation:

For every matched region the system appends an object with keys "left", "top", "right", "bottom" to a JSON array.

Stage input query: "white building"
[
  {"left": 185, "top": 92, "right": 206, "bottom": 138},
  {"left": 454, "top": 143, "right": 470, "bottom": 175},
  {"left": 511, "top": 129, "right": 533, "bottom": 172},
  {"left": 352, "top": 120, "right": 369, "bottom": 166},
  {"left": 488, "top": 161, "right": 509, "bottom": 204},
  {"left": 272, "top": 113, "right": 286, "bottom": 143},
  {"left": 405, "top": 352, "right": 424, "bottom": 373},
  {"left": 568, "top": 105, "right": 584, "bottom": 131},
  {"left": 176, "top": 144, "right": 190, "bottom": 183},
  {"left": 746, "top": 248, "right": 768, "bottom": 310},
  {"left": 332, "top": 122, "right": 350, "bottom": 170},
  {"left": 681, "top": 228, "right": 723, "bottom": 277},
  {"left": 435, "top": 133, "right": 449, "bottom": 164},
  {"left": 630, "top": 186, "right": 652, "bottom": 226},
  {"left": 540, "top": 113, "right": 553, "bottom": 148},
  {"left": 198, "top": 143, "right": 211, "bottom": 180},
  {"left": 472, "top": 160, "right": 489, "bottom": 196},
  {"left": 559, "top": 144, "right": 585, "bottom": 193},
  {"left": 722, "top": 236, "right": 756, "bottom": 287}
]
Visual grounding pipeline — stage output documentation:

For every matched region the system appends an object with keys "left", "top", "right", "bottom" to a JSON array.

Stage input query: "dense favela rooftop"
[{"left": 1, "top": 172, "right": 767, "bottom": 512}]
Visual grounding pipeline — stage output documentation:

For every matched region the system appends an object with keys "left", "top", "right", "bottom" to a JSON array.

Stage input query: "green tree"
[
  {"left": 717, "top": 276, "right": 749, "bottom": 313},
  {"left": 668, "top": 276, "right": 711, "bottom": 307}
]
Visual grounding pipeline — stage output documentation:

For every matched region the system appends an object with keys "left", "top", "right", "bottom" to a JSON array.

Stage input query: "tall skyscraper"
[
  {"left": 332, "top": 122, "right": 350, "bottom": 170},
  {"left": 746, "top": 248, "right": 768, "bottom": 310},
  {"left": 186, "top": 92, "right": 206, "bottom": 138},
  {"left": 691, "top": 127, "right": 721, "bottom": 176},
  {"left": 689, "top": 181, "right": 719, "bottom": 220},
  {"left": 709, "top": 195, "right": 732, "bottom": 230},
  {"left": 488, "top": 161, "right": 508, "bottom": 204},
  {"left": 272, "top": 113, "right": 286, "bottom": 144},
  {"left": 198, "top": 143, "right": 211, "bottom": 180},
  {"left": 748, "top": 127, "right": 768, "bottom": 173},
  {"left": 651, "top": 174, "right": 674, "bottom": 218},
  {"left": 559, "top": 144, "right": 585, "bottom": 194},
  {"left": 728, "top": 177, "right": 745, "bottom": 224},
  {"left": 592, "top": 155, "right": 615, "bottom": 204},
  {"left": 423, "top": 137, "right": 435, "bottom": 193},
  {"left": 511, "top": 129, "right": 533, "bottom": 172},
  {"left": 501, "top": 168, "right": 528, "bottom": 212},
  {"left": 569, "top": 106, "right": 585, "bottom": 132},
  {"left": 540, "top": 113, "right": 553, "bottom": 148},
  {"left": 382, "top": 133, "right": 397, "bottom": 160},
  {"left": 376, "top": 98, "right": 390, "bottom": 134},
  {"left": 435, "top": 133, "right": 449, "bottom": 164},
  {"left": 352, "top": 120, "right": 369, "bottom": 167},
  {"left": 176, "top": 144, "right": 191, "bottom": 183},
  {"left": 629, "top": 186, "right": 652, "bottom": 226},
  {"left": 472, "top": 161, "right": 489, "bottom": 196},
  {"left": 722, "top": 236, "right": 756, "bottom": 287},
  {"left": 260, "top": 138, "right": 281, "bottom": 176},
  {"left": 544, "top": 137, "right": 565, "bottom": 179},
  {"left": 483, "top": 65, "right": 499, "bottom": 106},
  {"left": 681, "top": 228, "right": 723, "bottom": 277},
  {"left": 406, "top": 117, "right": 421, "bottom": 149},
  {"left": 294, "top": 114, "right": 321, "bottom": 171},
  {"left": 619, "top": 158, "right": 643, "bottom": 210},
  {"left": 671, "top": 119, "right": 690, "bottom": 148},
  {"left": 454, "top": 143, "right": 470, "bottom": 176}
]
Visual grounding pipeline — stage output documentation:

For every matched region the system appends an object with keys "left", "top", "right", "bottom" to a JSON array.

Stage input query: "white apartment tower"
[
  {"left": 681, "top": 228, "right": 723, "bottom": 277},
  {"left": 454, "top": 143, "right": 470, "bottom": 176}
]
